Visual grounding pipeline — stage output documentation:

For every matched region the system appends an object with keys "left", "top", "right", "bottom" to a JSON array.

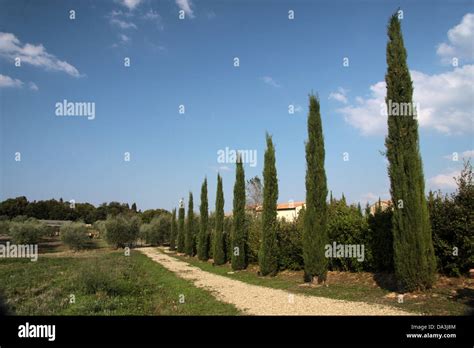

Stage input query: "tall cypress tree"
[
  {"left": 231, "top": 154, "right": 247, "bottom": 270},
  {"left": 177, "top": 199, "right": 185, "bottom": 253},
  {"left": 184, "top": 192, "right": 195, "bottom": 256},
  {"left": 213, "top": 174, "right": 226, "bottom": 265},
  {"left": 169, "top": 208, "right": 177, "bottom": 250},
  {"left": 303, "top": 94, "right": 328, "bottom": 283},
  {"left": 259, "top": 133, "right": 279, "bottom": 276},
  {"left": 198, "top": 178, "right": 210, "bottom": 260},
  {"left": 385, "top": 12, "right": 436, "bottom": 291}
]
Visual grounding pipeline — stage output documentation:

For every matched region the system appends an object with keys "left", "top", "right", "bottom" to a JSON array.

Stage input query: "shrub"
[
  {"left": 139, "top": 215, "right": 171, "bottom": 246},
  {"left": 367, "top": 207, "right": 394, "bottom": 272},
  {"left": 276, "top": 218, "right": 304, "bottom": 270},
  {"left": 104, "top": 215, "right": 140, "bottom": 248},
  {"left": 93, "top": 220, "right": 106, "bottom": 239},
  {"left": 60, "top": 222, "right": 90, "bottom": 251},
  {"left": 429, "top": 161, "right": 473, "bottom": 276},
  {"left": 247, "top": 214, "right": 261, "bottom": 264},
  {"left": 0, "top": 220, "right": 10, "bottom": 235},
  {"left": 327, "top": 200, "right": 370, "bottom": 272},
  {"left": 8, "top": 220, "right": 47, "bottom": 244}
]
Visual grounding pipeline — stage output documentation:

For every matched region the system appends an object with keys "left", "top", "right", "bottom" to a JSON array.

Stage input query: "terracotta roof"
[{"left": 253, "top": 201, "right": 305, "bottom": 212}]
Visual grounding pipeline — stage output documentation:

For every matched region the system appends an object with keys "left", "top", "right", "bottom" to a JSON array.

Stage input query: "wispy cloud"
[
  {"left": 0, "top": 74, "right": 23, "bottom": 88},
  {"left": 261, "top": 76, "right": 281, "bottom": 88},
  {"left": 110, "top": 18, "right": 137, "bottom": 29},
  {"left": 0, "top": 74, "right": 38, "bottom": 91},
  {"left": 329, "top": 87, "right": 348, "bottom": 104},
  {"left": 143, "top": 9, "right": 160, "bottom": 20},
  {"left": 0, "top": 32, "right": 81, "bottom": 77},
  {"left": 28, "top": 81, "right": 38, "bottom": 91},
  {"left": 119, "top": 0, "right": 142, "bottom": 11},
  {"left": 119, "top": 34, "right": 131, "bottom": 43},
  {"left": 176, "top": 0, "right": 195, "bottom": 18},
  {"left": 142, "top": 9, "right": 164, "bottom": 30}
]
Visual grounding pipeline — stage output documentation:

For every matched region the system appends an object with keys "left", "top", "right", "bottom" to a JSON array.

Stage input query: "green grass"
[
  {"left": 165, "top": 249, "right": 473, "bottom": 316},
  {"left": 0, "top": 250, "right": 240, "bottom": 315}
]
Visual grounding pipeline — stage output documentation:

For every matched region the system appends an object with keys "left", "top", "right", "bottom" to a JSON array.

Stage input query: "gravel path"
[{"left": 138, "top": 247, "right": 412, "bottom": 316}]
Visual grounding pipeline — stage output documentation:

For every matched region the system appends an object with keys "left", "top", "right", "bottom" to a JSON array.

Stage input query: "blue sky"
[{"left": 0, "top": 0, "right": 473, "bottom": 212}]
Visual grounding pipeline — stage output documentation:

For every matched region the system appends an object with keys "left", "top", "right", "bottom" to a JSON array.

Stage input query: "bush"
[
  {"left": 367, "top": 208, "right": 394, "bottom": 272},
  {"left": 140, "top": 215, "right": 171, "bottom": 246},
  {"left": 93, "top": 220, "right": 106, "bottom": 239},
  {"left": 0, "top": 220, "right": 10, "bottom": 235},
  {"left": 104, "top": 214, "right": 140, "bottom": 248},
  {"left": 8, "top": 220, "right": 48, "bottom": 244},
  {"left": 60, "top": 222, "right": 90, "bottom": 251},
  {"left": 327, "top": 200, "right": 370, "bottom": 272},
  {"left": 247, "top": 214, "right": 261, "bottom": 263},
  {"left": 277, "top": 218, "right": 304, "bottom": 270},
  {"left": 429, "top": 161, "right": 473, "bottom": 276}
]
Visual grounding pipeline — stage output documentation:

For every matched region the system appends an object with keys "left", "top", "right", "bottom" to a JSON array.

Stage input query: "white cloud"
[
  {"left": 437, "top": 13, "right": 474, "bottom": 63},
  {"left": 261, "top": 76, "right": 281, "bottom": 88},
  {"left": 143, "top": 9, "right": 160, "bottom": 20},
  {"left": 337, "top": 81, "right": 386, "bottom": 135},
  {"left": 428, "top": 171, "right": 460, "bottom": 189},
  {"left": 28, "top": 81, "right": 38, "bottom": 91},
  {"left": 0, "top": 74, "right": 23, "bottom": 88},
  {"left": 176, "top": 0, "right": 194, "bottom": 18},
  {"left": 294, "top": 105, "right": 303, "bottom": 113},
  {"left": 119, "top": 0, "right": 142, "bottom": 10},
  {"left": 329, "top": 87, "right": 348, "bottom": 104},
  {"left": 142, "top": 9, "right": 164, "bottom": 30},
  {"left": 119, "top": 34, "right": 131, "bottom": 43},
  {"left": 0, "top": 74, "right": 38, "bottom": 91},
  {"left": 110, "top": 18, "right": 137, "bottom": 29},
  {"left": 0, "top": 32, "right": 80, "bottom": 77},
  {"left": 337, "top": 65, "right": 474, "bottom": 136}
]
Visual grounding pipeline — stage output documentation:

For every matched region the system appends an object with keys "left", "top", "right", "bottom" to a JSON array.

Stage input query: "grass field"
[
  {"left": 165, "top": 249, "right": 473, "bottom": 316},
  {"left": 0, "top": 243, "right": 240, "bottom": 315}
]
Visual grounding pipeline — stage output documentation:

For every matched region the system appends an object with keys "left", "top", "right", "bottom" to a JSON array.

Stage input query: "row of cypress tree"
[{"left": 169, "top": 12, "right": 436, "bottom": 291}]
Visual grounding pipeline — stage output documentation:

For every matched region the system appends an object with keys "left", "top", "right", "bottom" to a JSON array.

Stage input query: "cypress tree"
[
  {"left": 169, "top": 208, "right": 177, "bottom": 250},
  {"left": 213, "top": 174, "right": 226, "bottom": 265},
  {"left": 184, "top": 192, "right": 195, "bottom": 256},
  {"left": 259, "top": 133, "right": 279, "bottom": 276},
  {"left": 303, "top": 94, "right": 328, "bottom": 283},
  {"left": 385, "top": 12, "right": 436, "bottom": 291},
  {"left": 177, "top": 199, "right": 185, "bottom": 253},
  {"left": 231, "top": 154, "right": 247, "bottom": 270},
  {"left": 198, "top": 178, "right": 210, "bottom": 260}
]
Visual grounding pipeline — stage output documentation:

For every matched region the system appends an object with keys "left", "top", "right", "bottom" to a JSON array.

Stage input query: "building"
[
  {"left": 254, "top": 201, "right": 305, "bottom": 221},
  {"left": 369, "top": 200, "right": 392, "bottom": 215}
]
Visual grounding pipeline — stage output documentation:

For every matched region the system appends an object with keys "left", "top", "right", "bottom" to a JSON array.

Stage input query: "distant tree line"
[{"left": 0, "top": 197, "right": 170, "bottom": 224}]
